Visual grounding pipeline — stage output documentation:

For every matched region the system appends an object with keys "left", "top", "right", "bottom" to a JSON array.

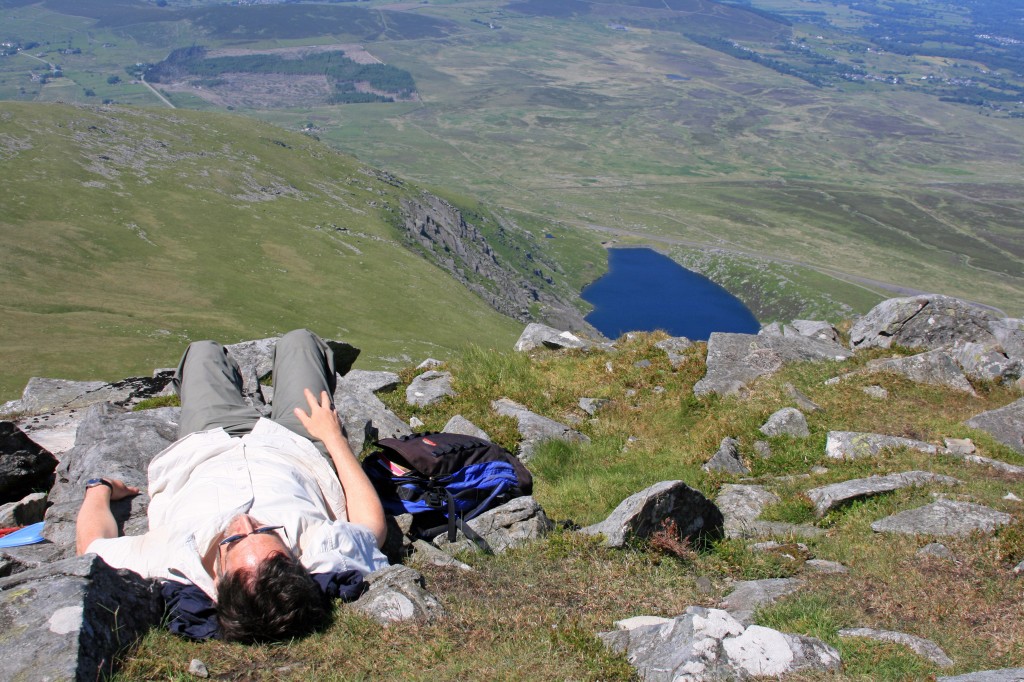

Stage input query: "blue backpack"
[{"left": 363, "top": 433, "right": 533, "bottom": 552}]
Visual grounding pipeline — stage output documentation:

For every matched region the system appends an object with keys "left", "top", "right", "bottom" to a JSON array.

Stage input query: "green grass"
[{"left": 114, "top": 332, "right": 1024, "bottom": 679}]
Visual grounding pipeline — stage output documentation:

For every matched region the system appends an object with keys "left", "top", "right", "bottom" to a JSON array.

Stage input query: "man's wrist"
[{"left": 85, "top": 478, "right": 113, "bottom": 490}]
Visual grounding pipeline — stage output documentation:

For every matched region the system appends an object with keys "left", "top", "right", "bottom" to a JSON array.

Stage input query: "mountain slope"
[{"left": 0, "top": 102, "right": 528, "bottom": 400}]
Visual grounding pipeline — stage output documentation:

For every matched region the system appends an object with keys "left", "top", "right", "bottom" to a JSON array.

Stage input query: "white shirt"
[{"left": 87, "top": 418, "right": 388, "bottom": 599}]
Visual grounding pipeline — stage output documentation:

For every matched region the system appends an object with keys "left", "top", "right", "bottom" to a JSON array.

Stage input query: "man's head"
[{"left": 214, "top": 514, "right": 331, "bottom": 643}]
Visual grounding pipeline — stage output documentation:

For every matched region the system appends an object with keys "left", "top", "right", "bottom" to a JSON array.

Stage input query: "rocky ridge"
[{"left": 0, "top": 296, "right": 1023, "bottom": 679}]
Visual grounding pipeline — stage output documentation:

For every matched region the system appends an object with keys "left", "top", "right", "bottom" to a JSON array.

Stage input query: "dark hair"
[{"left": 216, "top": 553, "right": 331, "bottom": 643}]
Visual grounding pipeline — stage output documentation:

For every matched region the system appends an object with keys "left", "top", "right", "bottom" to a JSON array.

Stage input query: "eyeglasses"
[{"left": 219, "top": 525, "right": 283, "bottom": 546}]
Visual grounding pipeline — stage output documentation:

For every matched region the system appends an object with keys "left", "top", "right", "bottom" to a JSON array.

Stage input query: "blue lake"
[{"left": 582, "top": 248, "right": 760, "bottom": 341}]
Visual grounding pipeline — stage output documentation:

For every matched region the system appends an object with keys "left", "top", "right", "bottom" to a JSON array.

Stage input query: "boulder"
[
  {"left": 871, "top": 500, "right": 1011, "bottom": 536},
  {"left": 865, "top": 349, "right": 975, "bottom": 393},
  {"left": 350, "top": 564, "right": 445, "bottom": 625},
  {"left": 805, "top": 471, "right": 960, "bottom": 517},
  {"left": 491, "top": 397, "right": 589, "bottom": 462},
  {"left": 715, "top": 484, "right": 823, "bottom": 540},
  {"left": 441, "top": 415, "right": 490, "bottom": 441},
  {"left": 951, "top": 342, "right": 1021, "bottom": 383},
  {"left": 433, "top": 496, "right": 552, "bottom": 554},
  {"left": 784, "top": 383, "right": 823, "bottom": 412},
  {"left": 862, "top": 385, "right": 889, "bottom": 400},
  {"left": 337, "top": 369, "right": 400, "bottom": 396},
  {"left": 825, "top": 431, "right": 942, "bottom": 459},
  {"left": 787, "top": 319, "right": 841, "bottom": 344},
  {"left": 514, "top": 323, "right": 589, "bottom": 352},
  {"left": 0, "top": 421, "right": 58, "bottom": 505},
  {"left": 702, "top": 437, "right": 749, "bottom": 475},
  {"left": 599, "top": 605, "right": 840, "bottom": 682},
  {"left": 654, "top": 337, "right": 693, "bottom": 368},
  {"left": 918, "top": 543, "right": 955, "bottom": 560},
  {"left": 989, "top": 318, "right": 1024, "bottom": 360},
  {"left": 2, "top": 376, "right": 170, "bottom": 416},
  {"left": 334, "top": 390, "right": 411, "bottom": 456},
  {"left": 224, "top": 337, "right": 277, "bottom": 398},
  {"left": 850, "top": 295, "right": 1003, "bottom": 352},
  {"left": 695, "top": 332, "right": 851, "bottom": 397},
  {"left": 42, "top": 404, "right": 180, "bottom": 556},
  {"left": 580, "top": 480, "right": 724, "bottom": 548},
  {"left": 406, "top": 371, "right": 456, "bottom": 407},
  {"left": 0, "top": 554, "right": 163, "bottom": 681},
  {"left": 965, "top": 398, "right": 1024, "bottom": 454},
  {"left": 0, "top": 491, "right": 48, "bottom": 527},
  {"left": 838, "top": 627, "right": 953, "bottom": 667},
  {"left": 719, "top": 578, "right": 804, "bottom": 625},
  {"left": 759, "top": 408, "right": 809, "bottom": 438}
]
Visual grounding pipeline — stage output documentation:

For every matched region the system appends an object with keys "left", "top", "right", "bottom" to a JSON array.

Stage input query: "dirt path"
[{"left": 140, "top": 75, "right": 175, "bottom": 108}]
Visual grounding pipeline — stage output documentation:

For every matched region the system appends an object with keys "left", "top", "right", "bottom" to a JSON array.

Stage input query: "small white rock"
[{"left": 189, "top": 659, "right": 209, "bottom": 678}]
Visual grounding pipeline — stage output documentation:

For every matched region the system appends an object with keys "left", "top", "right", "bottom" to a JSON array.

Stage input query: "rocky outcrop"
[
  {"left": 695, "top": 332, "right": 851, "bottom": 396},
  {"left": 805, "top": 471, "right": 960, "bottom": 517},
  {"left": 405, "top": 370, "right": 455, "bottom": 407},
  {"left": 759, "top": 408, "right": 809, "bottom": 438},
  {"left": 838, "top": 627, "right": 953, "bottom": 667},
  {"left": 491, "top": 397, "right": 589, "bottom": 461},
  {"left": 0, "top": 421, "right": 58, "bottom": 505},
  {"left": 599, "top": 605, "right": 840, "bottom": 681},
  {"left": 398, "top": 192, "right": 595, "bottom": 333},
  {"left": 825, "top": 431, "right": 942, "bottom": 459},
  {"left": 580, "top": 480, "right": 723, "bottom": 548},
  {"left": 432, "top": 496, "right": 553, "bottom": 554},
  {"left": 965, "top": 398, "right": 1024, "bottom": 454},
  {"left": 702, "top": 437, "right": 749, "bottom": 475},
  {"left": 871, "top": 500, "right": 1011, "bottom": 536}
]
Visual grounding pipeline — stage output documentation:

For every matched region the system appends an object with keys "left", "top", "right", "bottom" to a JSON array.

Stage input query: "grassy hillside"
[
  {"left": 115, "top": 334, "right": 1024, "bottom": 680},
  {"left": 0, "top": 101, "right": 527, "bottom": 401}
]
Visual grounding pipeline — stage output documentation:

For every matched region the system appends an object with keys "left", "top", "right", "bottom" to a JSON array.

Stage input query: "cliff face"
[{"left": 398, "top": 192, "right": 598, "bottom": 335}]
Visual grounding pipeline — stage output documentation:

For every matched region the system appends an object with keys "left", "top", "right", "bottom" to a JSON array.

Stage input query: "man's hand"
[
  {"left": 293, "top": 389, "right": 346, "bottom": 448},
  {"left": 75, "top": 478, "right": 141, "bottom": 555},
  {"left": 105, "top": 478, "right": 141, "bottom": 501}
]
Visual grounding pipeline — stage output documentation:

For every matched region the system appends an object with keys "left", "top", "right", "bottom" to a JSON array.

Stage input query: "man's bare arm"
[
  {"left": 74, "top": 479, "right": 140, "bottom": 554},
  {"left": 294, "top": 389, "right": 387, "bottom": 547}
]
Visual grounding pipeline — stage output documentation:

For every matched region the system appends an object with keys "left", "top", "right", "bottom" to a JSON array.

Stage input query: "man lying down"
[{"left": 74, "top": 329, "right": 388, "bottom": 642}]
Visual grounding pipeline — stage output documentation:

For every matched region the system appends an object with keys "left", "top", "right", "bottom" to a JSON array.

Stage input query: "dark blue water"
[{"left": 582, "top": 248, "right": 760, "bottom": 340}]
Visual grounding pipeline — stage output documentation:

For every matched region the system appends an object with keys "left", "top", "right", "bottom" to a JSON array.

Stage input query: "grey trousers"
[{"left": 173, "top": 329, "right": 337, "bottom": 446}]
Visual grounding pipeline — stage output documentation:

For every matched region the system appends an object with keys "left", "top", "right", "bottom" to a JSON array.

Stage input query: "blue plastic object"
[{"left": 0, "top": 521, "right": 45, "bottom": 548}]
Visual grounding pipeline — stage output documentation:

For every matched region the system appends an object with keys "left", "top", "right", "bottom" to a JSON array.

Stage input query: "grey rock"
[
  {"left": 918, "top": 543, "right": 955, "bottom": 560},
  {"left": 695, "top": 332, "right": 851, "bottom": 397},
  {"left": 3, "top": 376, "right": 170, "bottom": 416},
  {"left": 433, "top": 496, "right": 552, "bottom": 554},
  {"left": 410, "top": 539, "right": 472, "bottom": 571},
  {"left": 989, "top": 318, "right": 1024, "bottom": 360},
  {"left": 944, "top": 437, "right": 976, "bottom": 455},
  {"left": 654, "top": 337, "right": 693, "bottom": 368},
  {"left": 580, "top": 480, "right": 723, "bottom": 548},
  {"left": 351, "top": 564, "right": 444, "bottom": 625},
  {"left": 0, "top": 421, "right": 58, "bottom": 505},
  {"left": 759, "top": 407, "right": 809, "bottom": 438},
  {"left": 871, "top": 499, "right": 1011, "bottom": 536},
  {"left": 408, "top": 416, "right": 425, "bottom": 429},
  {"left": 41, "top": 404, "right": 179, "bottom": 557},
  {"left": 805, "top": 559, "right": 848, "bottom": 574},
  {"left": 380, "top": 513, "right": 414, "bottom": 565},
  {"left": 826, "top": 431, "right": 941, "bottom": 459},
  {"left": 805, "top": 471, "right": 960, "bottom": 517},
  {"left": 839, "top": 627, "right": 953, "bottom": 667},
  {"left": 514, "top": 323, "right": 589, "bottom": 352},
  {"left": 224, "top": 337, "right": 277, "bottom": 398},
  {"left": 189, "top": 658, "right": 210, "bottom": 678},
  {"left": 952, "top": 342, "right": 1021, "bottom": 382},
  {"left": 406, "top": 371, "right": 455, "bottom": 407},
  {"left": 0, "top": 554, "right": 163, "bottom": 682},
  {"left": 578, "top": 397, "right": 610, "bottom": 416},
  {"left": 850, "top": 295, "right": 1002, "bottom": 352},
  {"left": 759, "top": 322, "right": 784, "bottom": 336},
  {"left": 788, "top": 319, "right": 840, "bottom": 343},
  {"left": 716, "top": 484, "right": 779, "bottom": 533},
  {"left": 334, "top": 390, "right": 411, "bottom": 456},
  {"left": 753, "top": 440, "right": 772, "bottom": 458},
  {"left": 13, "top": 408, "right": 84, "bottom": 458},
  {"left": 491, "top": 397, "right": 589, "bottom": 462},
  {"left": 938, "top": 670, "right": 1024, "bottom": 682},
  {"left": 441, "top": 415, "right": 490, "bottom": 441},
  {"left": 337, "top": 369, "right": 400, "bottom": 396},
  {"left": 702, "top": 437, "right": 749, "bottom": 475},
  {"left": 695, "top": 576, "right": 714, "bottom": 595},
  {"left": 785, "top": 383, "right": 823, "bottom": 412},
  {"left": 599, "top": 606, "right": 840, "bottom": 681},
  {"left": 720, "top": 578, "right": 804, "bottom": 626},
  {"left": 416, "top": 358, "right": 444, "bottom": 370},
  {"left": 0, "top": 491, "right": 47, "bottom": 527},
  {"left": 965, "top": 398, "right": 1024, "bottom": 454},
  {"left": 956, "top": 453, "right": 1024, "bottom": 477},
  {"left": 863, "top": 385, "right": 889, "bottom": 399},
  {"left": 634, "top": 359, "right": 651, "bottom": 369},
  {"left": 865, "top": 349, "right": 976, "bottom": 393}
]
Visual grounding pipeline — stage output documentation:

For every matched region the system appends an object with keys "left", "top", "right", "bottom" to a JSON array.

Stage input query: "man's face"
[{"left": 215, "top": 514, "right": 289, "bottom": 585}]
